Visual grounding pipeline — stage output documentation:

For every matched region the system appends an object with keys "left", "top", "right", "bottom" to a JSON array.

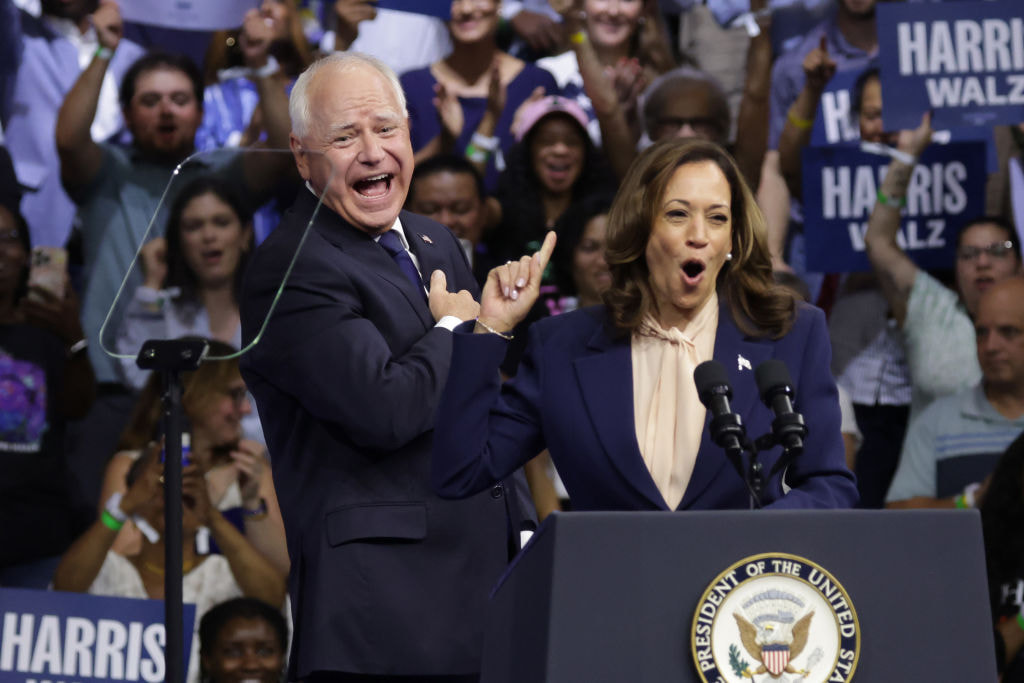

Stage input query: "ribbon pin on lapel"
[
  {"left": 737, "top": 354, "right": 752, "bottom": 371},
  {"left": 419, "top": 234, "right": 433, "bottom": 245}
]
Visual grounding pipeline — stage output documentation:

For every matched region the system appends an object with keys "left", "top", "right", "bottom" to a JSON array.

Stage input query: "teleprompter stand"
[{"left": 136, "top": 338, "right": 209, "bottom": 683}]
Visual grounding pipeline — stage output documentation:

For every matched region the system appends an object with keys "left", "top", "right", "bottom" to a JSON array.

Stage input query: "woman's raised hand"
[
  {"left": 139, "top": 237, "right": 167, "bottom": 290},
  {"left": 477, "top": 231, "right": 557, "bottom": 335},
  {"left": 432, "top": 81, "right": 465, "bottom": 142},
  {"left": 231, "top": 439, "right": 267, "bottom": 508}
]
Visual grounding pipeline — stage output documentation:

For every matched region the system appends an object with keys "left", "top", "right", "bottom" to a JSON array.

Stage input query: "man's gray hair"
[{"left": 289, "top": 52, "right": 408, "bottom": 139}]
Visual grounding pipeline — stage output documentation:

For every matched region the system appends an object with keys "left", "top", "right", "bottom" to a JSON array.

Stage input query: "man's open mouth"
[{"left": 354, "top": 173, "right": 392, "bottom": 198}]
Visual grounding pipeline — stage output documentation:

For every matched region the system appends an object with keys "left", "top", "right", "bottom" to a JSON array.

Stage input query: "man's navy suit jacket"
[{"left": 241, "top": 190, "right": 522, "bottom": 678}]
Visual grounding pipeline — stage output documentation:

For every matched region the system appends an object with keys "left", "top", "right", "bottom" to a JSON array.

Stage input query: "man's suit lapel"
[
  {"left": 404, "top": 214, "right": 450, "bottom": 292},
  {"left": 679, "top": 299, "right": 772, "bottom": 509},
  {"left": 573, "top": 322, "right": 669, "bottom": 510},
  {"left": 308, "top": 197, "right": 433, "bottom": 328}
]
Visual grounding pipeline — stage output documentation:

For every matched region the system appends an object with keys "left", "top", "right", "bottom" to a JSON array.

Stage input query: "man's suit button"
[{"left": 491, "top": 484, "right": 504, "bottom": 499}]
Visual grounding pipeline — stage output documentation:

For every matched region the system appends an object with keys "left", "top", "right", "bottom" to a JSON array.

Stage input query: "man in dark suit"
[{"left": 239, "top": 52, "right": 525, "bottom": 682}]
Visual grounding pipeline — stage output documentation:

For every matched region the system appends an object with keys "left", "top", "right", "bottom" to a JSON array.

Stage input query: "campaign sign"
[
  {"left": 802, "top": 141, "right": 986, "bottom": 272},
  {"left": 119, "top": 0, "right": 255, "bottom": 30},
  {"left": 376, "top": 0, "right": 451, "bottom": 20},
  {"left": 877, "top": 0, "right": 1024, "bottom": 130},
  {"left": 0, "top": 588, "right": 195, "bottom": 683}
]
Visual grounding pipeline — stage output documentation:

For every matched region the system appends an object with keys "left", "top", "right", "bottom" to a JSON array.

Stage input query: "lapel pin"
[
  {"left": 419, "top": 233, "right": 433, "bottom": 245},
  {"left": 737, "top": 354, "right": 751, "bottom": 371}
]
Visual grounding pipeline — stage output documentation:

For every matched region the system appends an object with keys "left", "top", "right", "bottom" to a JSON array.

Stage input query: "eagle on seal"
[{"left": 733, "top": 610, "right": 814, "bottom": 677}]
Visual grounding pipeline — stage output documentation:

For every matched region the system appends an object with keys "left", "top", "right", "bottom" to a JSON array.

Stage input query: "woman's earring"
[{"left": 726, "top": 252, "right": 733, "bottom": 261}]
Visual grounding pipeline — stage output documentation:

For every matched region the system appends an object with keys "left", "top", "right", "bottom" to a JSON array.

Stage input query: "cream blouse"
[{"left": 631, "top": 293, "right": 719, "bottom": 509}]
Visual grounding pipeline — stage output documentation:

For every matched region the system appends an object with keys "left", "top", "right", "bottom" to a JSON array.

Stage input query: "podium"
[{"left": 480, "top": 510, "right": 996, "bottom": 682}]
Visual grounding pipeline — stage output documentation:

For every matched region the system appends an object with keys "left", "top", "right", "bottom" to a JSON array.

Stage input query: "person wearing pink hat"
[{"left": 488, "top": 94, "right": 617, "bottom": 266}]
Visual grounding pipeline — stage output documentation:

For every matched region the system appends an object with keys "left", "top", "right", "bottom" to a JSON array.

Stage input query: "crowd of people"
[{"left": 2, "top": 0, "right": 1024, "bottom": 680}]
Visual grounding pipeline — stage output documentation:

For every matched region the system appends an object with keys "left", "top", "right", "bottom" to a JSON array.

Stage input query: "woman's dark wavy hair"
[
  {"left": 551, "top": 193, "right": 613, "bottom": 297},
  {"left": 164, "top": 176, "right": 254, "bottom": 308},
  {"left": 199, "top": 597, "right": 288, "bottom": 682},
  {"left": 980, "top": 431, "right": 1024, "bottom": 612},
  {"left": 491, "top": 113, "right": 616, "bottom": 261},
  {"left": 603, "top": 138, "right": 796, "bottom": 337}
]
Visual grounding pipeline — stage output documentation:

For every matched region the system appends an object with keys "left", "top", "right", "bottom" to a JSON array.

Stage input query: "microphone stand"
[
  {"left": 136, "top": 338, "right": 209, "bottom": 683},
  {"left": 717, "top": 431, "right": 806, "bottom": 511}
]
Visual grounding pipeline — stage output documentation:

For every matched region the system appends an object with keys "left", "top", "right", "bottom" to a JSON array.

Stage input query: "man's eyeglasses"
[
  {"left": 653, "top": 116, "right": 723, "bottom": 141},
  {"left": 956, "top": 241, "right": 1015, "bottom": 261}
]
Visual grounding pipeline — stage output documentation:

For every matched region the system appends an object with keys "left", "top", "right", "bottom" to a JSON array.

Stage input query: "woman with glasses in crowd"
[
  {"left": 55, "top": 442, "right": 286, "bottom": 683},
  {"left": 98, "top": 339, "right": 288, "bottom": 577}
]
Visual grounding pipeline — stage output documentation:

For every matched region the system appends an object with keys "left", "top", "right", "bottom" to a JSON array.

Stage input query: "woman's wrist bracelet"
[
  {"left": 95, "top": 45, "right": 114, "bottom": 61},
  {"left": 465, "top": 143, "right": 490, "bottom": 164},
  {"left": 475, "top": 318, "right": 513, "bottom": 340},
  {"left": 105, "top": 492, "right": 128, "bottom": 522},
  {"left": 243, "top": 497, "right": 269, "bottom": 521},
  {"left": 1017, "top": 611, "right": 1024, "bottom": 632},
  {"left": 962, "top": 482, "right": 981, "bottom": 508},
  {"left": 570, "top": 29, "right": 587, "bottom": 45},
  {"left": 68, "top": 338, "right": 88, "bottom": 357},
  {"left": 787, "top": 109, "right": 813, "bottom": 130},
  {"left": 876, "top": 189, "right": 906, "bottom": 209},
  {"left": 470, "top": 132, "right": 500, "bottom": 151},
  {"left": 100, "top": 509, "right": 124, "bottom": 531}
]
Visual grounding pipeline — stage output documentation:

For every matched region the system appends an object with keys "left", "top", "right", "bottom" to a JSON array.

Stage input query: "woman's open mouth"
[{"left": 682, "top": 260, "right": 706, "bottom": 285}]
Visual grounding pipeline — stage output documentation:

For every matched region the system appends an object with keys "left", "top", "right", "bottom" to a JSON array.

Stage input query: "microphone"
[
  {"left": 694, "top": 360, "right": 746, "bottom": 459},
  {"left": 753, "top": 360, "right": 808, "bottom": 456}
]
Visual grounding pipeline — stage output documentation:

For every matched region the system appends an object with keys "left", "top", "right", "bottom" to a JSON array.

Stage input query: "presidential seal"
[{"left": 691, "top": 553, "right": 859, "bottom": 683}]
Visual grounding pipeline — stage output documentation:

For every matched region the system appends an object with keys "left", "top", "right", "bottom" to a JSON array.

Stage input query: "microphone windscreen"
[
  {"left": 754, "top": 359, "right": 793, "bottom": 399},
  {"left": 694, "top": 360, "right": 730, "bottom": 404}
]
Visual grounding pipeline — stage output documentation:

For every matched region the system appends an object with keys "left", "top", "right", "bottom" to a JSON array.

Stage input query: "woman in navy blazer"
[{"left": 433, "top": 138, "right": 858, "bottom": 511}]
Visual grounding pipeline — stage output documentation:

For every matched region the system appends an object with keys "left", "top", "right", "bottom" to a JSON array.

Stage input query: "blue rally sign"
[
  {"left": 801, "top": 141, "right": 987, "bottom": 272},
  {"left": 877, "top": 0, "right": 1024, "bottom": 130},
  {"left": 376, "top": 0, "right": 451, "bottom": 20},
  {"left": 0, "top": 588, "right": 195, "bottom": 683}
]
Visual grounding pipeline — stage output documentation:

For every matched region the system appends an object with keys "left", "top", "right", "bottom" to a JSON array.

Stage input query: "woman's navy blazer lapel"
[
  {"left": 679, "top": 299, "right": 773, "bottom": 509},
  {"left": 572, "top": 320, "right": 668, "bottom": 510},
  {"left": 569, "top": 298, "right": 775, "bottom": 511}
]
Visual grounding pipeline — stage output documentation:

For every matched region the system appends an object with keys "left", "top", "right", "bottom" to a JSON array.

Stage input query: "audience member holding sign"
[
  {"left": 759, "top": 0, "right": 879, "bottom": 273},
  {"left": 864, "top": 111, "right": 1022, "bottom": 420},
  {"left": 432, "top": 138, "right": 857, "bottom": 512}
]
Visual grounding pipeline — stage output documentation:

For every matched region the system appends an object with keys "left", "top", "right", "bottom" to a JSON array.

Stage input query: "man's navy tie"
[{"left": 378, "top": 229, "right": 426, "bottom": 299}]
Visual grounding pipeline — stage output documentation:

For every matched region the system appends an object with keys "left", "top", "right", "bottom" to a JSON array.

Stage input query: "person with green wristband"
[{"left": 53, "top": 445, "right": 286, "bottom": 683}]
